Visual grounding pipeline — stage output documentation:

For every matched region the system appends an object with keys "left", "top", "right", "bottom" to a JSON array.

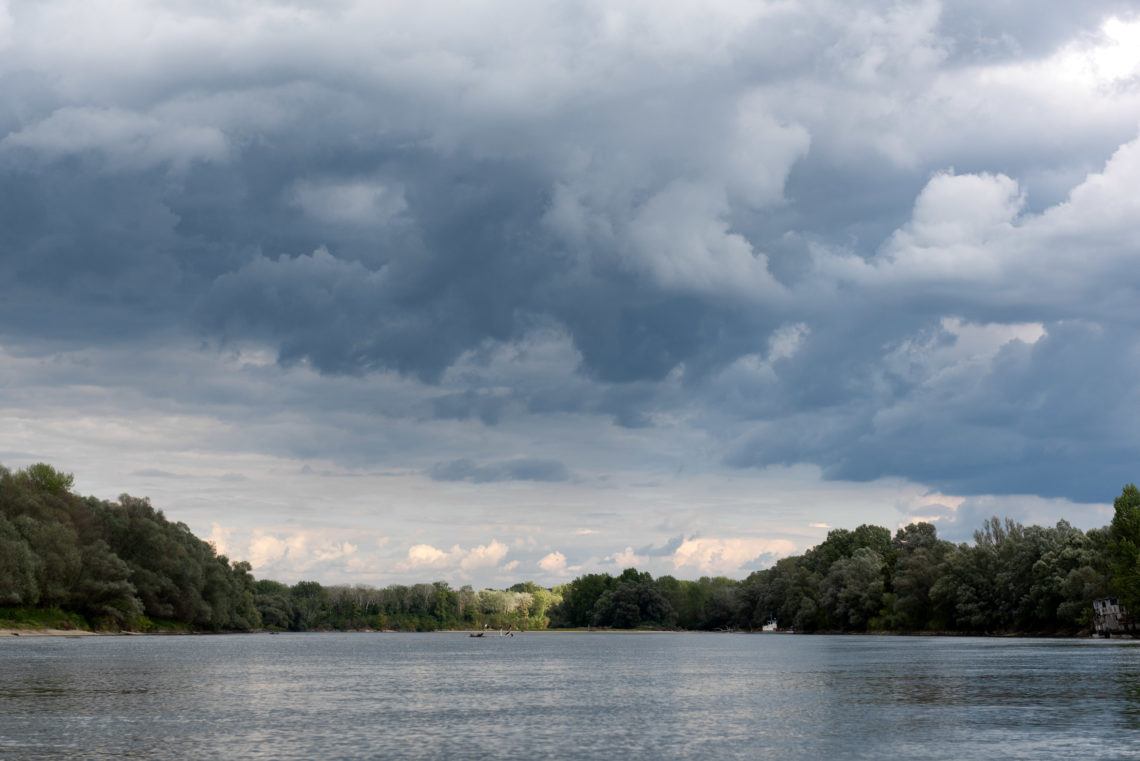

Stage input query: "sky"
[{"left": 2, "top": 0, "right": 1139, "bottom": 588}]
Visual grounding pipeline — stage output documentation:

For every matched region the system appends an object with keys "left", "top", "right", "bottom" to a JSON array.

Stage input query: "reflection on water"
[{"left": 2, "top": 633, "right": 1139, "bottom": 760}]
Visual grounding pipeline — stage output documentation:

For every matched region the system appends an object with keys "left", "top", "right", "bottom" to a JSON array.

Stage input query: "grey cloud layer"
[
  {"left": 429, "top": 458, "right": 571, "bottom": 484},
  {"left": 2, "top": 0, "right": 1139, "bottom": 503}
]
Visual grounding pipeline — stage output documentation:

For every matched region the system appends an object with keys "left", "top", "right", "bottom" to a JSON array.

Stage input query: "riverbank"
[{"left": 0, "top": 628, "right": 106, "bottom": 637}]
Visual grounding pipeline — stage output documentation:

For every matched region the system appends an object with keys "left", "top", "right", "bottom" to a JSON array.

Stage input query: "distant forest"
[{"left": 3, "top": 462, "right": 1140, "bottom": 635}]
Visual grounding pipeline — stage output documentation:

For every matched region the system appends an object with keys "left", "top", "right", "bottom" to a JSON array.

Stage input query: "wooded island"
[{"left": 3, "top": 462, "right": 1139, "bottom": 635}]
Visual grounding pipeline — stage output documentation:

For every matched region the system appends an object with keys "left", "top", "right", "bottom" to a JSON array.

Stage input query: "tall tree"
[
  {"left": 554, "top": 573, "right": 615, "bottom": 627},
  {"left": 820, "top": 548, "right": 885, "bottom": 629},
  {"left": 0, "top": 514, "right": 39, "bottom": 605},
  {"left": 1109, "top": 484, "right": 1140, "bottom": 612}
]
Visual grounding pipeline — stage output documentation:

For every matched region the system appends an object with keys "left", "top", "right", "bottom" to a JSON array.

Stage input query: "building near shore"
[{"left": 1093, "top": 598, "right": 1137, "bottom": 636}]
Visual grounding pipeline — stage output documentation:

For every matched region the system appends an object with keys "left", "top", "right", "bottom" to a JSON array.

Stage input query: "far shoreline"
[
  {"left": 3, "top": 627, "right": 1124, "bottom": 639},
  {"left": 1, "top": 628, "right": 105, "bottom": 637}
]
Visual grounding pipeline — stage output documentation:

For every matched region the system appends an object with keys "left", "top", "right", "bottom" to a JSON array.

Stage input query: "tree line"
[
  {"left": 252, "top": 579, "right": 557, "bottom": 632},
  {"left": 553, "top": 517, "right": 1117, "bottom": 633},
  {"left": 1, "top": 463, "right": 260, "bottom": 630},
  {"left": 554, "top": 486, "right": 1140, "bottom": 633},
  {"left": 3, "top": 462, "right": 1140, "bottom": 634},
  {"left": 0, "top": 462, "right": 558, "bottom": 631}
]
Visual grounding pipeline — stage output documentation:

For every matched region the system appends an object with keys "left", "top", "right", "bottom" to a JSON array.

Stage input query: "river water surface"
[{"left": 2, "top": 632, "right": 1138, "bottom": 760}]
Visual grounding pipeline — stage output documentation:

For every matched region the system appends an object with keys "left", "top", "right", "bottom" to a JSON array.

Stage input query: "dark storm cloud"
[
  {"left": 635, "top": 535, "right": 686, "bottom": 558},
  {"left": 185, "top": 144, "right": 678, "bottom": 384},
  {"left": 430, "top": 391, "right": 512, "bottom": 426},
  {"left": 2, "top": 0, "right": 1139, "bottom": 508},
  {"left": 723, "top": 315, "right": 1140, "bottom": 500},
  {"left": 0, "top": 160, "right": 188, "bottom": 340}
]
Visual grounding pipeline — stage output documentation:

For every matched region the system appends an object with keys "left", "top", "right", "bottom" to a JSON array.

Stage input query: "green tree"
[
  {"left": 929, "top": 517, "right": 1046, "bottom": 632},
  {"left": 254, "top": 579, "right": 294, "bottom": 629},
  {"left": 0, "top": 514, "right": 39, "bottom": 605},
  {"left": 591, "top": 573, "right": 675, "bottom": 629},
  {"left": 820, "top": 547, "right": 885, "bottom": 630},
  {"left": 1109, "top": 484, "right": 1140, "bottom": 612},
  {"left": 887, "top": 522, "right": 952, "bottom": 630},
  {"left": 71, "top": 540, "right": 142, "bottom": 627},
  {"left": 19, "top": 463, "right": 75, "bottom": 495},
  {"left": 1032, "top": 522, "right": 1110, "bottom": 629},
  {"left": 740, "top": 555, "right": 822, "bottom": 631},
  {"left": 656, "top": 575, "right": 708, "bottom": 629},
  {"left": 291, "top": 581, "right": 328, "bottom": 630},
  {"left": 890, "top": 543, "right": 951, "bottom": 629},
  {"left": 695, "top": 576, "right": 741, "bottom": 630},
  {"left": 14, "top": 515, "right": 82, "bottom": 607},
  {"left": 456, "top": 585, "right": 477, "bottom": 624},
  {"left": 553, "top": 573, "right": 615, "bottom": 627},
  {"left": 430, "top": 581, "right": 459, "bottom": 625},
  {"left": 804, "top": 525, "right": 891, "bottom": 577},
  {"left": 524, "top": 585, "right": 558, "bottom": 629}
]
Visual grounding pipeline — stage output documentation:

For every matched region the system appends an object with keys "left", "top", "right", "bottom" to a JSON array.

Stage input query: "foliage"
[
  {"left": 0, "top": 460, "right": 1131, "bottom": 636},
  {"left": 0, "top": 605, "right": 90, "bottom": 631},
  {"left": 19, "top": 463, "right": 75, "bottom": 495},
  {"left": 0, "top": 463, "right": 263, "bottom": 631},
  {"left": 1110, "top": 484, "right": 1140, "bottom": 612},
  {"left": 552, "top": 573, "right": 615, "bottom": 627},
  {"left": 591, "top": 571, "right": 676, "bottom": 628}
]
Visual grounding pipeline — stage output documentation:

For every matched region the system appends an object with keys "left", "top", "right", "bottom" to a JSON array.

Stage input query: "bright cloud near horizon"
[{"left": 1, "top": 0, "right": 1135, "bottom": 587}]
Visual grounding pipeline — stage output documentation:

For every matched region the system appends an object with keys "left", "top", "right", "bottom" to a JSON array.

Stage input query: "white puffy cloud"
[
  {"left": 206, "top": 522, "right": 234, "bottom": 557},
  {"left": 881, "top": 317, "right": 1045, "bottom": 387},
  {"left": 903, "top": 172, "right": 1024, "bottom": 248},
  {"left": 460, "top": 540, "right": 510, "bottom": 570},
  {"left": 314, "top": 542, "right": 358, "bottom": 562},
  {"left": 606, "top": 546, "right": 647, "bottom": 568},
  {"left": 402, "top": 540, "right": 511, "bottom": 572},
  {"left": 538, "top": 551, "right": 567, "bottom": 574},
  {"left": 816, "top": 128, "right": 1140, "bottom": 309},
  {"left": 724, "top": 94, "right": 812, "bottom": 208},
  {"left": 627, "top": 180, "right": 786, "bottom": 297},
  {"left": 247, "top": 530, "right": 308, "bottom": 569},
  {"left": 672, "top": 538, "right": 797, "bottom": 576},
  {"left": 196, "top": 522, "right": 377, "bottom": 581},
  {"left": 406, "top": 544, "right": 452, "bottom": 568}
]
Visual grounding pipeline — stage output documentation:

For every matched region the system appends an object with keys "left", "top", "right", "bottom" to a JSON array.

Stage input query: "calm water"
[{"left": 2, "top": 633, "right": 1139, "bottom": 760}]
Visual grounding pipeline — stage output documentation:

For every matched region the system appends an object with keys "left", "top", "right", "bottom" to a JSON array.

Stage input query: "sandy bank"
[{"left": 0, "top": 628, "right": 110, "bottom": 637}]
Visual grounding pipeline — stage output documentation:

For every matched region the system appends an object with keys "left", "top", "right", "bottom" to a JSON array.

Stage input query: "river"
[{"left": 2, "top": 632, "right": 1138, "bottom": 760}]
